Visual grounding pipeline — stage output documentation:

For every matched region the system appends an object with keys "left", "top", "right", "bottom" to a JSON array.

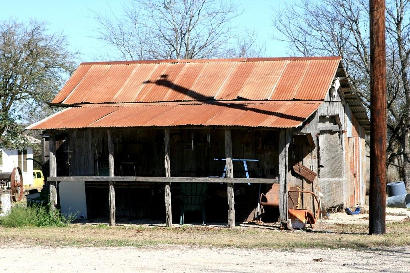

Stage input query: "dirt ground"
[
  {"left": 0, "top": 244, "right": 409, "bottom": 273},
  {"left": 0, "top": 207, "right": 409, "bottom": 272}
]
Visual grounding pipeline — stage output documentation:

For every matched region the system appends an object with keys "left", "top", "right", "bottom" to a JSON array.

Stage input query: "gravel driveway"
[{"left": 1, "top": 244, "right": 409, "bottom": 273}]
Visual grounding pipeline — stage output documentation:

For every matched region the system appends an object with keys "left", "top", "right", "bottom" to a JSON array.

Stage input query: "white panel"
[{"left": 60, "top": 181, "right": 88, "bottom": 219}]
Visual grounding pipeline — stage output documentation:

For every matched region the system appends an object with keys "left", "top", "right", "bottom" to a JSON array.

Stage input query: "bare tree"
[
  {"left": 95, "top": 0, "right": 261, "bottom": 60},
  {"left": 274, "top": 0, "right": 410, "bottom": 188},
  {"left": 0, "top": 20, "right": 75, "bottom": 148}
]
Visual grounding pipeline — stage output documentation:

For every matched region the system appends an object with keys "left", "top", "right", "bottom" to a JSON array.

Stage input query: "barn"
[{"left": 28, "top": 56, "right": 369, "bottom": 227}]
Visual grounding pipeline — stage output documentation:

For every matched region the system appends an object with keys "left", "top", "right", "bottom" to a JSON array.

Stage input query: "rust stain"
[
  {"left": 190, "top": 62, "right": 236, "bottom": 99},
  {"left": 238, "top": 61, "right": 288, "bottom": 100},
  {"left": 64, "top": 64, "right": 111, "bottom": 104},
  {"left": 53, "top": 57, "right": 341, "bottom": 104},
  {"left": 28, "top": 106, "right": 118, "bottom": 129},
  {"left": 134, "top": 63, "right": 169, "bottom": 101},
  {"left": 142, "top": 63, "right": 185, "bottom": 102},
  {"left": 166, "top": 63, "right": 205, "bottom": 101},
  {"left": 52, "top": 64, "right": 92, "bottom": 104},
  {"left": 295, "top": 59, "right": 340, "bottom": 100},
  {"left": 270, "top": 60, "right": 309, "bottom": 100},
  {"left": 215, "top": 62, "right": 255, "bottom": 100},
  {"left": 30, "top": 101, "right": 321, "bottom": 129},
  {"left": 87, "top": 64, "right": 136, "bottom": 103},
  {"left": 33, "top": 57, "right": 344, "bottom": 130}
]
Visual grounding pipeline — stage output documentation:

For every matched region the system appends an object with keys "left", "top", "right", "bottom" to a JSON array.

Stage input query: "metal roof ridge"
[
  {"left": 80, "top": 56, "right": 342, "bottom": 66},
  {"left": 71, "top": 99, "right": 324, "bottom": 108}
]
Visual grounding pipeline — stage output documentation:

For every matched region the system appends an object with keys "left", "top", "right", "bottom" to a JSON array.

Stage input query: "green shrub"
[{"left": 0, "top": 204, "right": 73, "bottom": 227}]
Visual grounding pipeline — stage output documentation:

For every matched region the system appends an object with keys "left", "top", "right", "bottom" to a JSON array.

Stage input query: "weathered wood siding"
[{"left": 299, "top": 81, "right": 367, "bottom": 209}]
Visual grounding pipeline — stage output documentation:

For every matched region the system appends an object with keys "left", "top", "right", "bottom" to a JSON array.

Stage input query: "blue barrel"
[
  {"left": 387, "top": 181, "right": 406, "bottom": 197},
  {"left": 387, "top": 194, "right": 410, "bottom": 208}
]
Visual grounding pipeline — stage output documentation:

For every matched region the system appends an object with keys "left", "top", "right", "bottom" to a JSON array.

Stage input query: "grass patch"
[
  {"left": 0, "top": 204, "right": 73, "bottom": 228},
  {"left": 0, "top": 219, "right": 409, "bottom": 249}
]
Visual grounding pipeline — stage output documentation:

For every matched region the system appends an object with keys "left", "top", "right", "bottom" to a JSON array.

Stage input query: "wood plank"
[
  {"left": 164, "top": 128, "right": 172, "bottom": 227},
  {"left": 49, "top": 137, "right": 57, "bottom": 177},
  {"left": 107, "top": 129, "right": 115, "bottom": 226},
  {"left": 47, "top": 176, "right": 278, "bottom": 184},
  {"left": 225, "top": 129, "right": 235, "bottom": 228},
  {"left": 87, "top": 129, "right": 94, "bottom": 175},
  {"left": 49, "top": 136, "right": 57, "bottom": 211},
  {"left": 107, "top": 130, "right": 114, "bottom": 177},
  {"left": 109, "top": 181, "right": 115, "bottom": 226},
  {"left": 279, "top": 129, "right": 291, "bottom": 225}
]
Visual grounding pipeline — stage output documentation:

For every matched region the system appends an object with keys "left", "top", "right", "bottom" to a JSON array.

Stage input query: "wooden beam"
[
  {"left": 107, "top": 129, "right": 115, "bottom": 226},
  {"left": 279, "top": 129, "right": 291, "bottom": 226},
  {"left": 108, "top": 130, "right": 114, "bottom": 177},
  {"left": 225, "top": 129, "right": 235, "bottom": 228},
  {"left": 164, "top": 128, "right": 172, "bottom": 227},
  {"left": 49, "top": 136, "right": 57, "bottom": 211},
  {"left": 47, "top": 176, "right": 278, "bottom": 184}
]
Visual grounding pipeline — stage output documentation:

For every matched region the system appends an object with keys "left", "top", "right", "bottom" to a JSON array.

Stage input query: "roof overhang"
[
  {"left": 27, "top": 101, "right": 322, "bottom": 130},
  {"left": 336, "top": 63, "right": 370, "bottom": 133}
]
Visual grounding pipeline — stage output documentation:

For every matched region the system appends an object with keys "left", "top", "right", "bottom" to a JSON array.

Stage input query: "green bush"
[{"left": 0, "top": 204, "right": 73, "bottom": 227}]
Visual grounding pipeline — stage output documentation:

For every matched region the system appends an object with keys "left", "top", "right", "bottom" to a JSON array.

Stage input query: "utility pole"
[{"left": 369, "top": 0, "right": 387, "bottom": 234}]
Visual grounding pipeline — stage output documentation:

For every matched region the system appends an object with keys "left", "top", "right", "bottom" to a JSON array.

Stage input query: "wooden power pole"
[{"left": 369, "top": 0, "right": 387, "bottom": 234}]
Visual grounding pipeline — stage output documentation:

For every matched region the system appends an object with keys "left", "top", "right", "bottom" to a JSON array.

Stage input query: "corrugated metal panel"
[
  {"left": 142, "top": 63, "right": 186, "bottom": 102},
  {"left": 112, "top": 64, "right": 141, "bottom": 102},
  {"left": 28, "top": 106, "right": 118, "bottom": 129},
  {"left": 63, "top": 65, "right": 112, "bottom": 104},
  {"left": 126, "top": 63, "right": 159, "bottom": 102},
  {"left": 294, "top": 59, "right": 339, "bottom": 100},
  {"left": 92, "top": 104, "right": 174, "bottom": 127},
  {"left": 165, "top": 63, "right": 205, "bottom": 101},
  {"left": 237, "top": 61, "right": 288, "bottom": 100},
  {"left": 270, "top": 60, "right": 309, "bottom": 100},
  {"left": 215, "top": 62, "right": 255, "bottom": 100},
  {"left": 52, "top": 64, "right": 92, "bottom": 104},
  {"left": 134, "top": 63, "right": 169, "bottom": 101},
  {"left": 189, "top": 62, "right": 236, "bottom": 100},
  {"left": 85, "top": 64, "right": 136, "bottom": 103},
  {"left": 53, "top": 57, "right": 341, "bottom": 104},
  {"left": 30, "top": 101, "right": 321, "bottom": 129}
]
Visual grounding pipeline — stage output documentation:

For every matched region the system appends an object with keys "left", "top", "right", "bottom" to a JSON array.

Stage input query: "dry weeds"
[{"left": 0, "top": 217, "right": 409, "bottom": 249}]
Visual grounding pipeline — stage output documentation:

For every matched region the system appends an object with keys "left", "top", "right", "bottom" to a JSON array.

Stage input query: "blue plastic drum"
[{"left": 387, "top": 181, "right": 406, "bottom": 197}]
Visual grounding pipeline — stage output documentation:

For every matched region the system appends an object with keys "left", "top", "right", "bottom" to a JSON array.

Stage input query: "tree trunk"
[{"left": 404, "top": 99, "right": 410, "bottom": 192}]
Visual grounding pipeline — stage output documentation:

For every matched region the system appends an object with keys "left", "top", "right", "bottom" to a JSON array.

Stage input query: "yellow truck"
[{"left": 25, "top": 170, "right": 44, "bottom": 192}]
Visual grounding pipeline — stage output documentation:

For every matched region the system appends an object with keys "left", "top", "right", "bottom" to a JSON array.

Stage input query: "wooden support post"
[
  {"left": 107, "top": 129, "right": 115, "bottom": 226},
  {"left": 279, "top": 129, "right": 291, "bottom": 227},
  {"left": 49, "top": 135, "right": 57, "bottom": 211},
  {"left": 164, "top": 128, "right": 172, "bottom": 227},
  {"left": 108, "top": 181, "right": 115, "bottom": 226},
  {"left": 225, "top": 129, "right": 235, "bottom": 228}
]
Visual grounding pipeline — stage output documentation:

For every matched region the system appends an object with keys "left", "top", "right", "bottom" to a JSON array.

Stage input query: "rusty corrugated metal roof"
[
  {"left": 31, "top": 56, "right": 366, "bottom": 131},
  {"left": 28, "top": 101, "right": 321, "bottom": 130},
  {"left": 52, "top": 57, "right": 341, "bottom": 104}
]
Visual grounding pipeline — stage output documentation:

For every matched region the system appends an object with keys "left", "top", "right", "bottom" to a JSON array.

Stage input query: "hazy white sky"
[{"left": 1, "top": 0, "right": 292, "bottom": 62}]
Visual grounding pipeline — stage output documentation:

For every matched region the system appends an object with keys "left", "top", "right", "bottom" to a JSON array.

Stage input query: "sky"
[{"left": 0, "top": 0, "right": 292, "bottom": 63}]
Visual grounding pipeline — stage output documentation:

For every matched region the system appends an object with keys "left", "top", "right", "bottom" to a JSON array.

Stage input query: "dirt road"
[{"left": 1, "top": 244, "right": 409, "bottom": 273}]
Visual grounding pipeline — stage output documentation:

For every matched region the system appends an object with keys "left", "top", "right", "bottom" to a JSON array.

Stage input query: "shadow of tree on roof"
[{"left": 143, "top": 74, "right": 306, "bottom": 122}]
